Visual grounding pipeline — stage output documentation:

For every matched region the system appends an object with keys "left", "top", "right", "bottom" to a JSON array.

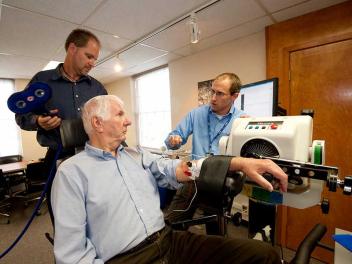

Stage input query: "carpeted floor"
[{"left": 0, "top": 199, "right": 54, "bottom": 264}]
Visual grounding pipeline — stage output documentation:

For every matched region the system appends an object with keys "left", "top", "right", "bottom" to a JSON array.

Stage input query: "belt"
[{"left": 120, "top": 228, "right": 164, "bottom": 256}]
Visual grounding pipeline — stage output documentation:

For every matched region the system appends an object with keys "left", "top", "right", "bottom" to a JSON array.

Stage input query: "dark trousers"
[
  {"left": 107, "top": 226, "right": 280, "bottom": 264},
  {"left": 164, "top": 182, "right": 224, "bottom": 235}
]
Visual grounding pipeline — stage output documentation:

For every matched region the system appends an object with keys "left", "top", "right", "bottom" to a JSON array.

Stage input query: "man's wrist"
[{"left": 230, "top": 157, "right": 245, "bottom": 172}]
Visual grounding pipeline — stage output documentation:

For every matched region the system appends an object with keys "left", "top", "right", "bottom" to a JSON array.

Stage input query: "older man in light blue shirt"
[
  {"left": 51, "top": 94, "right": 286, "bottom": 264},
  {"left": 52, "top": 144, "right": 183, "bottom": 263}
]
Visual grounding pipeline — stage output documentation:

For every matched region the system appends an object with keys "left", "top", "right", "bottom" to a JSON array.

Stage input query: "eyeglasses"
[{"left": 209, "top": 89, "right": 229, "bottom": 97}]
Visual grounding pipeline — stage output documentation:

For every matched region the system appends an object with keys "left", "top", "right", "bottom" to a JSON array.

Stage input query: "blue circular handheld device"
[{"left": 7, "top": 82, "right": 52, "bottom": 114}]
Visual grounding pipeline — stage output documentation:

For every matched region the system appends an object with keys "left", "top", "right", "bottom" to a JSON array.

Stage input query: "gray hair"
[{"left": 81, "top": 95, "right": 124, "bottom": 135}]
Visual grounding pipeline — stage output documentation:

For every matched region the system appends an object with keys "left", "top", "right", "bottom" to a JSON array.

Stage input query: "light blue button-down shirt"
[
  {"left": 51, "top": 143, "right": 182, "bottom": 264},
  {"left": 165, "top": 104, "right": 245, "bottom": 159}
]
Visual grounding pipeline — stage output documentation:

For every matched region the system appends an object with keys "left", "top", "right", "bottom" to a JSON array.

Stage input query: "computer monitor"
[{"left": 234, "top": 78, "right": 278, "bottom": 117}]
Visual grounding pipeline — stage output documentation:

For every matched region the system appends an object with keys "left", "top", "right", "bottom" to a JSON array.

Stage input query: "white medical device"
[{"left": 219, "top": 115, "right": 337, "bottom": 209}]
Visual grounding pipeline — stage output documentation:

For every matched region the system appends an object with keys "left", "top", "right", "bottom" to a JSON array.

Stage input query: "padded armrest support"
[{"left": 197, "top": 156, "right": 245, "bottom": 213}]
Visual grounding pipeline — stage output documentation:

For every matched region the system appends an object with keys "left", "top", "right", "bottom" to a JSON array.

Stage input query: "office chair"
[
  {"left": 58, "top": 119, "right": 223, "bottom": 239},
  {"left": 0, "top": 169, "right": 11, "bottom": 224},
  {"left": 60, "top": 119, "right": 218, "bottom": 232},
  {"left": 18, "top": 161, "right": 48, "bottom": 214},
  {"left": 0, "top": 155, "right": 27, "bottom": 197}
]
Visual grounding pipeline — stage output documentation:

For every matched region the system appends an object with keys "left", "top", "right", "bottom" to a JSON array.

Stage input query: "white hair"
[{"left": 81, "top": 95, "right": 124, "bottom": 135}]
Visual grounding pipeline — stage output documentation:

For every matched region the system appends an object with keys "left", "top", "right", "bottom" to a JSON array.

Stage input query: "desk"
[
  {"left": 0, "top": 161, "right": 28, "bottom": 196},
  {"left": 335, "top": 228, "right": 352, "bottom": 264},
  {"left": 0, "top": 161, "right": 28, "bottom": 175}
]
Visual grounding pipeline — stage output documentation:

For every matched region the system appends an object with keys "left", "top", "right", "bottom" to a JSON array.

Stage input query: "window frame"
[
  {"left": 133, "top": 66, "right": 171, "bottom": 150},
  {"left": 0, "top": 78, "right": 23, "bottom": 157}
]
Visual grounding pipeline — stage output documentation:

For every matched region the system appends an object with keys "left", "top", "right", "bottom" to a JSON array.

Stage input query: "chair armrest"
[{"left": 170, "top": 214, "right": 218, "bottom": 230}]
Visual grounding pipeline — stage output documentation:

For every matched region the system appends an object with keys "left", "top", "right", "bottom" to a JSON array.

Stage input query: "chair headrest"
[
  {"left": 59, "top": 119, "right": 88, "bottom": 150},
  {"left": 59, "top": 118, "right": 128, "bottom": 150}
]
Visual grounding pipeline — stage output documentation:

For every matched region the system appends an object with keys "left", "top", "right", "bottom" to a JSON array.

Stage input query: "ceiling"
[{"left": 0, "top": 0, "right": 347, "bottom": 84}]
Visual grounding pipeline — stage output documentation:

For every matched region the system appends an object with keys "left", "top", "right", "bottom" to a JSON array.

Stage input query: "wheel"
[{"left": 231, "top": 212, "right": 242, "bottom": 226}]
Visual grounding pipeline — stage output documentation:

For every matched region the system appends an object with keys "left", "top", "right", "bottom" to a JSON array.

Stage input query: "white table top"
[{"left": 0, "top": 161, "right": 27, "bottom": 174}]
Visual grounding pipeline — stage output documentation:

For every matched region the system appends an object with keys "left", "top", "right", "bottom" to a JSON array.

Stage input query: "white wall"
[
  {"left": 107, "top": 31, "right": 266, "bottom": 149},
  {"left": 19, "top": 30, "right": 266, "bottom": 157},
  {"left": 15, "top": 79, "right": 47, "bottom": 161},
  {"left": 105, "top": 78, "right": 137, "bottom": 147},
  {"left": 169, "top": 31, "right": 266, "bottom": 129}
]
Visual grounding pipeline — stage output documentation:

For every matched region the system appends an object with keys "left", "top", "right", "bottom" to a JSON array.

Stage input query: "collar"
[
  {"left": 51, "top": 63, "right": 92, "bottom": 83},
  {"left": 85, "top": 142, "right": 124, "bottom": 160},
  {"left": 208, "top": 103, "right": 235, "bottom": 118}
]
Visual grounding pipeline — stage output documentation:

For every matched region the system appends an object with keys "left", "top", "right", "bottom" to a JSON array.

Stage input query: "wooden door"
[{"left": 287, "top": 39, "right": 352, "bottom": 263}]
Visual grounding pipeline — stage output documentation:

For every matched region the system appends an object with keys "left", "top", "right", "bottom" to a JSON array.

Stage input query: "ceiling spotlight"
[
  {"left": 189, "top": 12, "right": 200, "bottom": 44},
  {"left": 114, "top": 55, "right": 123, "bottom": 72},
  {"left": 114, "top": 63, "right": 123, "bottom": 72}
]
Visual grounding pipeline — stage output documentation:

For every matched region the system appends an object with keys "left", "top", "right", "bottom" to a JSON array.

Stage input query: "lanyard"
[{"left": 207, "top": 113, "right": 231, "bottom": 153}]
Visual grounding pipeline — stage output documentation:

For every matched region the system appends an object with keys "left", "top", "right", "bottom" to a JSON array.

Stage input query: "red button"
[{"left": 270, "top": 123, "right": 278, "bottom": 129}]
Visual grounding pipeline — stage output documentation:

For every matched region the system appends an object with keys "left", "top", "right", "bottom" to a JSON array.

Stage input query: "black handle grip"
[{"left": 290, "top": 224, "right": 327, "bottom": 264}]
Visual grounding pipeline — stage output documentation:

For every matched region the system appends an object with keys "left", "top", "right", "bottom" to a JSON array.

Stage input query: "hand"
[
  {"left": 230, "top": 157, "right": 288, "bottom": 192},
  {"left": 37, "top": 109, "right": 61, "bottom": 131},
  {"left": 168, "top": 135, "right": 182, "bottom": 147}
]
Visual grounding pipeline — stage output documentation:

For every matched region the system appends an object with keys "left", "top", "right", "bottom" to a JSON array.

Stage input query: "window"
[
  {"left": 0, "top": 79, "right": 22, "bottom": 156},
  {"left": 135, "top": 67, "right": 171, "bottom": 149}
]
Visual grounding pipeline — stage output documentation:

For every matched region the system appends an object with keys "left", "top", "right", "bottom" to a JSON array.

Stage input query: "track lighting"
[
  {"left": 96, "top": 0, "right": 221, "bottom": 66},
  {"left": 189, "top": 12, "right": 200, "bottom": 44}
]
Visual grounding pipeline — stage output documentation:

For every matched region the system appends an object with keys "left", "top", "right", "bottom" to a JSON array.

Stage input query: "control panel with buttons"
[{"left": 246, "top": 121, "right": 283, "bottom": 130}]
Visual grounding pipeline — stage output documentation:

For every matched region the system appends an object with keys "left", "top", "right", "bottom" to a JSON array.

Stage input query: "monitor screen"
[{"left": 234, "top": 78, "right": 278, "bottom": 117}]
